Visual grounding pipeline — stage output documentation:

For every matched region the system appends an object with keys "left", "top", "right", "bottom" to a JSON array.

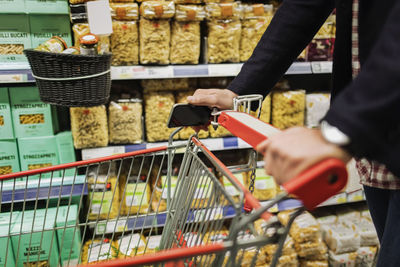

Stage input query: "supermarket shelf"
[
  {"left": 81, "top": 137, "right": 252, "bottom": 160},
  {"left": 0, "top": 175, "right": 87, "bottom": 203},
  {"left": 0, "top": 62, "right": 332, "bottom": 83}
]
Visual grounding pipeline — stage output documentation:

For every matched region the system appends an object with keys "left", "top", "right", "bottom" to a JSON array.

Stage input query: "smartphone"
[{"left": 167, "top": 104, "right": 211, "bottom": 128}]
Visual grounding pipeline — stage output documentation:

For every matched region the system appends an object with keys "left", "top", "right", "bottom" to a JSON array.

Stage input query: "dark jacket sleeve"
[
  {"left": 323, "top": 1, "right": 400, "bottom": 177},
  {"left": 227, "top": 0, "right": 335, "bottom": 96}
]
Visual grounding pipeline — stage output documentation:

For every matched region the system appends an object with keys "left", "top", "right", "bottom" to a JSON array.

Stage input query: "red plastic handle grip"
[{"left": 282, "top": 158, "right": 348, "bottom": 210}]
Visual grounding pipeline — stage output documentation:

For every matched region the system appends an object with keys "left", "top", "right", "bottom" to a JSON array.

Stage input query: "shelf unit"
[{"left": 0, "top": 62, "right": 332, "bottom": 83}]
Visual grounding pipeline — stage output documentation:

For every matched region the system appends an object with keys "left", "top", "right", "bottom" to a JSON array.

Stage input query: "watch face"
[{"left": 321, "top": 121, "right": 350, "bottom": 146}]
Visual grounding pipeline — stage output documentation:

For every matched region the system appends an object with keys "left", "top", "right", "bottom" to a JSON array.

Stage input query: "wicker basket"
[{"left": 24, "top": 49, "right": 112, "bottom": 107}]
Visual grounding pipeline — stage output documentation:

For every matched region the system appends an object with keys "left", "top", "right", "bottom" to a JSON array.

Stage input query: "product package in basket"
[
  {"left": 272, "top": 90, "right": 306, "bottom": 130},
  {"left": 321, "top": 222, "right": 361, "bottom": 254},
  {"left": 207, "top": 19, "right": 241, "bottom": 63},
  {"left": 70, "top": 105, "right": 109, "bottom": 149},
  {"left": 111, "top": 20, "right": 139, "bottom": 65},
  {"left": 278, "top": 210, "right": 321, "bottom": 243},
  {"left": 170, "top": 20, "right": 201, "bottom": 64},
  {"left": 139, "top": 18, "right": 171, "bottom": 65},
  {"left": 108, "top": 99, "right": 142, "bottom": 144},
  {"left": 110, "top": 3, "right": 139, "bottom": 20},
  {"left": 87, "top": 173, "right": 120, "bottom": 220},
  {"left": 116, "top": 233, "right": 146, "bottom": 258},
  {"left": 120, "top": 173, "right": 152, "bottom": 215},
  {"left": 140, "top": 1, "right": 175, "bottom": 19},
  {"left": 81, "top": 239, "right": 119, "bottom": 264}
]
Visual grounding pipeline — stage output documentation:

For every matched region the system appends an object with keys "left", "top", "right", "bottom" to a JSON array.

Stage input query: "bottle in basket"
[
  {"left": 79, "top": 34, "right": 99, "bottom": 55},
  {"left": 35, "top": 36, "right": 68, "bottom": 53},
  {"left": 61, "top": 46, "right": 80, "bottom": 55}
]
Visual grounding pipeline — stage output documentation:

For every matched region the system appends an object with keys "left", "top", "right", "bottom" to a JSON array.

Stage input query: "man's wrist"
[{"left": 320, "top": 120, "right": 353, "bottom": 156}]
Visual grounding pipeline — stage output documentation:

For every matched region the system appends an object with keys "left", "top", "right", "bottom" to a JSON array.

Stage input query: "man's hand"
[
  {"left": 187, "top": 89, "right": 238, "bottom": 110},
  {"left": 256, "top": 127, "right": 351, "bottom": 185}
]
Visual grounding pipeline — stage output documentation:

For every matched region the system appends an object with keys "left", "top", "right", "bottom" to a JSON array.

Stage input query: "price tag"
[
  {"left": 87, "top": 0, "right": 113, "bottom": 35},
  {"left": 0, "top": 74, "right": 26, "bottom": 83},
  {"left": 111, "top": 67, "right": 136, "bottom": 79},
  {"left": 81, "top": 146, "right": 125, "bottom": 160},
  {"left": 208, "top": 64, "right": 242, "bottom": 77},
  {"left": 311, "top": 61, "right": 332, "bottom": 74},
  {"left": 201, "top": 138, "right": 224, "bottom": 150}
]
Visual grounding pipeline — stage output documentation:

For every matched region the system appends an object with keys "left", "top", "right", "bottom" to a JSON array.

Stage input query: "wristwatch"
[{"left": 320, "top": 120, "right": 351, "bottom": 147}]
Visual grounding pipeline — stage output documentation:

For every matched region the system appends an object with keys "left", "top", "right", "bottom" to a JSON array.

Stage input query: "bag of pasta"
[
  {"left": 109, "top": 99, "right": 142, "bottom": 144},
  {"left": 245, "top": 168, "right": 276, "bottom": 201},
  {"left": 72, "top": 23, "right": 110, "bottom": 53},
  {"left": 143, "top": 235, "right": 162, "bottom": 255},
  {"left": 240, "top": 17, "right": 271, "bottom": 61},
  {"left": 207, "top": 19, "right": 241, "bottom": 63},
  {"left": 205, "top": 3, "right": 242, "bottom": 19},
  {"left": 174, "top": 0, "right": 202, "bottom": 4},
  {"left": 176, "top": 91, "right": 208, "bottom": 139},
  {"left": 110, "top": 3, "right": 139, "bottom": 20},
  {"left": 111, "top": 20, "right": 139, "bottom": 65},
  {"left": 209, "top": 124, "right": 232, "bottom": 138},
  {"left": 120, "top": 173, "right": 152, "bottom": 215},
  {"left": 278, "top": 210, "right": 320, "bottom": 243},
  {"left": 87, "top": 173, "right": 120, "bottom": 220},
  {"left": 151, "top": 169, "right": 178, "bottom": 212},
  {"left": 140, "top": 1, "right": 175, "bottom": 19},
  {"left": 175, "top": 5, "right": 206, "bottom": 21},
  {"left": 220, "top": 173, "right": 246, "bottom": 205},
  {"left": 259, "top": 94, "right": 271, "bottom": 123},
  {"left": 272, "top": 90, "right": 306, "bottom": 130},
  {"left": 141, "top": 78, "right": 196, "bottom": 91},
  {"left": 170, "top": 20, "right": 201, "bottom": 64},
  {"left": 145, "top": 92, "right": 177, "bottom": 142},
  {"left": 70, "top": 106, "right": 109, "bottom": 149},
  {"left": 116, "top": 234, "right": 146, "bottom": 258},
  {"left": 81, "top": 239, "right": 119, "bottom": 264},
  {"left": 139, "top": 18, "right": 170, "bottom": 65},
  {"left": 241, "top": 3, "right": 273, "bottom": 19}
]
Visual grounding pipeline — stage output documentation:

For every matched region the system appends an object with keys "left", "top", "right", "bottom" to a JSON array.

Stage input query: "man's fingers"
[
  {"left": 256, "top": 139, "right": 270, "bottom": 155},
  {"left": 187, "top": 94, "right": 219, "bottom": 107}
]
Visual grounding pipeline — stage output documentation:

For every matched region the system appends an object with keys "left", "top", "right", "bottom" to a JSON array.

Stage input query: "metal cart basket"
[{"left": 0, "top": 107, "right": 348, "bottom": 267}]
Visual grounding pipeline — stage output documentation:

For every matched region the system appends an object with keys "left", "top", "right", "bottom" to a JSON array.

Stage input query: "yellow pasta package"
[
  {"left": 272, "top": 90, "right": 306, "bottom": 130},
  {"left": 70, "top": 106, "right": 109, "bottom": 149},
  {"left": 109, "top": 100, "right": 142, "bottom": 144},
  {"left": 120, "top": 173, "right": 152, "bottom": 215},
  {"left": 207, "top": 20, "right": 241, "bottom": 63},
  {"left": 145, "top": 92, "right": 177, "bottom": 142},
  {"left": 240, "top": 17, "right": 271, "bottom": 62},
  {"left": 143, "top": 235, "right": 162, "bottom": 254},
  {"left": 139, "top": 18, "right": 170, "bottom": 65},
  {"left": 87, "top": 175, "right": 120, "bottom": 220},
  {"left": 205, "top": 3, "right": 242, "bottom": 19},
  {"left": 175, "top": 5, "right": 206, "bottom": 21},
  {"left": 300, "top": 260, "right": 329, "bottom": 267},
  {"left": 278, "top": 210, "right": 321, "bottom": 243},
  {"left": 110, "top": 3, "right": 139, "bottom": 20},
  {"left": 170, "top": 21, "right": 201, "bottom": 64},
  {"left": 209, "top": 124, "right": 232, "bottom": 138},
  {"left": 176, "top": 91, "right": 209, "bottom": 139},
  {"left": 81, "top": 239, "right": 119, "bottom": 264},
  {"left": 245, "top": 168, "right": 276, "bottom": 201},
  {"left": 241, "top": 3, "right": 273, "bottom": 19},
  {"left": 294, "top": 239, "right": 327, "bottom": 259},
  {"left": 139, "top": 1, "right": 175, "bottom": 19},
  {"left": 116, "top": 234, "right": 147, "bottom": 258},
  {"left": 151, "top": 171, "right": 178, "bottom": 212},
  {"left": 260, "top": 94, "right": 271, "bottom": 123},
  {"left": 141, "top": 78, "right": 196, "bottom": 91},
  {"left": 111, "top": 20, "right": 139, "bottom": 65}
]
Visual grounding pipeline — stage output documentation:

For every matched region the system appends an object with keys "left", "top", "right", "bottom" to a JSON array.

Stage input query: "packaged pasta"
[
  {"left": 300, "top": 260, "right": 328, "bottom": 267},
  {"left": 174, "top": 0, "right": 202, "bottom": 3},
  {"left": 221, "top": 173, "right": 246, "bottom": 204},
  {"left": 170, "top": 21, "right": 201, "bottom": 64},
  {"left": 81, "top": 239, "right": 118, "bottom": 264},
  {"left": 207, "top": 20, "right": 241, "bottom": 63},
  {"left": 354, "top": 218, "right": 379, "bottom": 246},
  {"left": 272, "top": 90, "right": 306, "bottom": 130},
  {"left": 190, "top": 172, "right": 214, "bottom": 209},
  {"left": 245, "top": 169, "right": 276, "bottom": 201},
  {"left": 143, "top": 235, "right": 162, "bottom": 254},
  {"left": 87, "top": 174, "right": 120, "bottom": 220},
  {"left": 72, "top": 23, "right": 110, "bottom": 53},
  {"left": 204, "top": 0, "right": 234, "bottom": 3},
  {"left": 116, "top": 234, "right": 146, "bottom": 258},
  {"left": 209, "top": 124, "right": 232, "bottom": 138},
  {"left": 305, "top": 93, "right": 330, "bottom": 128},
  {"left": 111, "top": 20, "right": 139, "bottom": 65},
  {"left": 235, "top": 231, "right": 267, "bottom": 266},
  {"left": 316, "top": 214, "right": 337, "bottom": 226},
  {"left": 259, "top": 94, "right": 271, "bottom": 123},
  {"left": 139, "top": 18, "right": 170, "bottom": 65},
  {"left": 329, "top": 251, "right": 357, "bottom": 267},
  {"left": 176, "top": 91, "right": 208, "bottom": 139},
  {"left": 175, "top": 5, "right": 206, "bottom": 21},
  {"left": 278, "top": 210, "right": 320, "bottom": 243},
  {"left": 294, "top": 238, "right": 327, "bottom": 259},
  {"left": 321, "top": 222, "right": 360, "bottom": 254},
  {"left": 70, "top": 106, "right": 109, "bottom": 149},
  {"left": 109, "top": 99, "right": 142, "bottom": 144},
  {"left": 151, "top": 171, "right": 178, "bottom": 212},
  {"left": 120, "top": 173, "right": 152, "bottom": 215},
  {"left": 205, "top": 3, "right": 242, "bottom": 20},
  {"left": 198, "top": 77, "right": 230, "bottom": 88},
  {"left": 145, "top": 92, "right": 176, "bottom": 142},
  {"left": 240, "top": 17, "right": 271, "bottom": 61},
  {"left": 241, "top": 4, "right": 273, "bottom": 19},
  {"left": 356, "top": 246, "right": 377, "bottom": 267},
  {"left": 361, "top": 209, "right": 373, "bottom": 221},
  {"left": 110, "top": 3, "right": 139, "bottom": 20},
  {"left": 141, "top": 78, "right": 196, "bottom": 91},
  {"left": 140, "top": 1, "right": 175, "bottom": 19},
  {"left": 315, "top": 15, "right": 335, "bottom": 39}
]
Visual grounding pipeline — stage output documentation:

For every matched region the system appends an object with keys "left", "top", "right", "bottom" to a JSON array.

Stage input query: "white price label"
[
  {"left": 0, "top": 74, "right": 26, "bottom": 83},
  {"left": 82, "top": 146, "right": 125, "bottom": 160},
  {"left": 87, "top": 0, "right": 113, "bottom": 35},
  {"left": 208, "top": 64, "right": 242, "bottom": 77},
  {"left": 311, "top": 61, "right": 332, "bottom": 74}
]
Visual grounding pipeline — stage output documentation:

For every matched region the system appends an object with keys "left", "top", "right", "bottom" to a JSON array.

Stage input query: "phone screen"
[{"left": 167, "top": 104, "right": 211, "bottom": 128}]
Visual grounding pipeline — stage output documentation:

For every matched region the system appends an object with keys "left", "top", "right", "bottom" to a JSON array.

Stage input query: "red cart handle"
[{"left": 218, "top": 111, "right": 348, "bottom": 210}]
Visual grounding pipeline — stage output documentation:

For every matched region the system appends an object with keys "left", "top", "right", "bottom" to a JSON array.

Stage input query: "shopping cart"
[{"left": 0, "top": 95, "right": 348, "bottom": 267}]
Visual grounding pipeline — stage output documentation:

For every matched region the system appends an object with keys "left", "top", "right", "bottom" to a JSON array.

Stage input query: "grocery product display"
[
  {"left": 111, "top": 20, "right": 139, "bottom": 65},
  {"left": 272, "top": 90, "right": 306, "bottom": 130},
  {"left": 170, "top": 21, "right": 201, "bottom": 64}
]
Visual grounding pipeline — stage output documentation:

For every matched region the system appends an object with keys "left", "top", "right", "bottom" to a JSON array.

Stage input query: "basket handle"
[{"left": 31, "top": 69, "right": 110, "bottom": 81}]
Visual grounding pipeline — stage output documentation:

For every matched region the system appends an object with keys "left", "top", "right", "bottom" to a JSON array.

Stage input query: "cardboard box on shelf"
[
  {"left": 0, "top": 0, "right": 25, "bottom": 14},
  {"left": 0, "top": 88, "right": 14, "bottom": 140},
  {"left": 0, "top": 140, "right": 20, "bottom": 175},
  {"left": 17, "top": 135, "right": 60, "bottom": 178},
  {"left": 9, "top": 87, "right": 54, "bottom": 138},
  {"left": 29, "top": 15, "right": 72, "bottom": 48},
  {"left": 25, "top": 0, "right": 69, "bottom": 14},
  {"left": 56, "top": 131, "right": 76, "bottom": 176},
  {"left": 11, "top": 208, "right": 59, "bottom": 267},
  {"left": 0, "top": 14, "right": 31, "bottom": 63},
  {"left": 0, "top": 211, "right": 20, "bottom": 267}
]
